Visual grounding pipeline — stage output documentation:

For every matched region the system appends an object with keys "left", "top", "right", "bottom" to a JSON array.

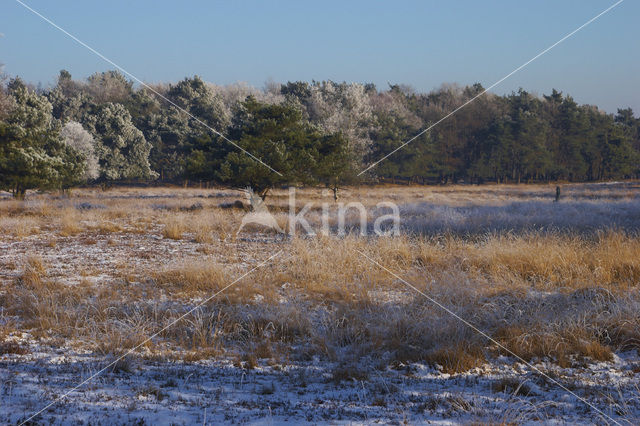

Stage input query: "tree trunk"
[{"left": 13, "top": 185, "right": 26, "bottom": 200}]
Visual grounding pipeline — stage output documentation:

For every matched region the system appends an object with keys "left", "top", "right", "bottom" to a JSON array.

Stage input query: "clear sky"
[{"left": 1, "top": 0, "right": 638, "bottom": 113}]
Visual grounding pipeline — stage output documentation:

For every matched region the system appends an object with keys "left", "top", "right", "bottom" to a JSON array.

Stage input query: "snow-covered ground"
[{"left": 2, "top": 335, "right": 639, "bottom": 425}]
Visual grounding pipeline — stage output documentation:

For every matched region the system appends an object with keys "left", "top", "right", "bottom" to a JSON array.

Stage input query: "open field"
[{"left": 1, "top": 182, "right": 640, "bottom": 424}]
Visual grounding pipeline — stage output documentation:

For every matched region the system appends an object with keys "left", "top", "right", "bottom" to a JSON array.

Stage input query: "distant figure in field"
[{"left": 555, "top": 186, "right": 561, "bottom": 202}]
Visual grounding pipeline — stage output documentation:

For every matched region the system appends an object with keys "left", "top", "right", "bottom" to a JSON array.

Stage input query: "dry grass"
[
  {"left": 451, "top": 232, "right": 640, "bottom": 291},
  {"left": 58, "top": 208, "right": 83, "bottom": 236},
  {"left": 495, "top": 326, "right": 614, "bottom": 367},
  {"left": 152, "top": 260, "right": 228, "bottom": 294},
  {"left": 159, "top": 210, "right": 240, "bottom": 241},
  {"left": 1, "top": 183, "right": 639, "bottom": 373},
  {"left": 90, "top": 218, "right": 123, "bottom": 234},
  {"left": 161, "top": 216, "right": 186, "bottom": 240},
  {"left": 425, "top": 343, "right": 487, "bottom": 374},
  {"left": 20, "top": 255, "right": 48, "bottom": 287},
  {"left": 0, "top": 216, "right": 42, "bottom": 238}
]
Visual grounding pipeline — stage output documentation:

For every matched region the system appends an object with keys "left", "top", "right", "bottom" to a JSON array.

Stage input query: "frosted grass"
[{"left": 399, "top": 200, "right": 640, "bottom": 235}]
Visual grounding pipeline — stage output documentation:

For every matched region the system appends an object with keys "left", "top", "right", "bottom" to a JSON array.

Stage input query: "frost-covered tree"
[
  {"left": 0, "top": 67, "right": 14, "bottom": 122},
  {"left": 133, "top": 76, "right": 229, "bottom": 180},
  {"left": 48, "top": 89, "right": 96, "bottom": 123},
  {"left": 0, "top": 83, "right": 82, "bottom": 197},
  {"left": 0, "top": 122, "right": 62, "bottom": 198},
  {"left": 288, "top": 81, "right": 375, "bottom": 167},
  {"left": 48, "top": 70, "right": 133, "bottom": 121},
  {"left": 209, "top": 81, "right": 284, "bottom": 116},
  {"left": 82, "top": 103, "right": 157, "bottom": 181},
  {"left": 166, "top": 76, "right": 228, "bottom": 129},
  {"left": 370, "top": 89, "right": 421, "bottom": 130},
  {"left": 311, "top": 82, "right": 375, "bottom": 156},
  {"left": 47, "top": 69, "right": 97, "bottom": 123},
  {"left": 56, "top": 69, "right": 82, "bottom": 99},
  {"left": 6, "top": 79, "right": 53, "bottom": 135},
  {"left": 86, "top": 70, "right": 134, "bottom": 104},
  {"left": 60, "top": 121, "right": 99, "bottom": 181}
]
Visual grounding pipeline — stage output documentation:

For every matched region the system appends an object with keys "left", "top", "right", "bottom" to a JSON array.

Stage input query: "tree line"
[{"left": 1, "top": 69, "right": 638, "bottom": 198}]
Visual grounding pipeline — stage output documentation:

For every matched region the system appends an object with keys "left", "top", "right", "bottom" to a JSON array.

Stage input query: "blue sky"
[{"left": 1, "top": 0, "right": 638, "bottom": 113}]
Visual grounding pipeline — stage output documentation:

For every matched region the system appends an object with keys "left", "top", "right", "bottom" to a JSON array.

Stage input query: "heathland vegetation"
[
  {"left": 1, "top": 70, "right": 639, "bottom": 199},
  {"left": 1, "top": 184, "right": 640, "bottom": 423}
]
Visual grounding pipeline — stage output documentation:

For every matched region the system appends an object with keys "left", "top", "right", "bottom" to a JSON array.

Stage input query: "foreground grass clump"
[
  {"left": 152, "top": 260, "right": 228, "bottom": 294},
  {"left": 162, "top": 217, "right": 185, "bottom": 240},
  {"left": 494, "top": 326, "right": 614, "bottom": 368}
]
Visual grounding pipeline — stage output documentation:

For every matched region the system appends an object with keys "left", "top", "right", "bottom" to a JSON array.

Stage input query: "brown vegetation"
[{"left": 0, "top": 183, "right": 639, "bottom": 374}]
